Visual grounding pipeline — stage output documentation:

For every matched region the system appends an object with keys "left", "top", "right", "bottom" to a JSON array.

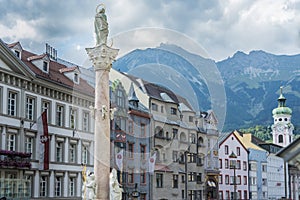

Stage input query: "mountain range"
[{"left": 112, "top": 44, "right": 300, "bottom": 132}]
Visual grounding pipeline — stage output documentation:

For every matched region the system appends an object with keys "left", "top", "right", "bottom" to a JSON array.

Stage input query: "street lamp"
[{"left": 229, "top": 151, "right": 237, "bottom": 200}]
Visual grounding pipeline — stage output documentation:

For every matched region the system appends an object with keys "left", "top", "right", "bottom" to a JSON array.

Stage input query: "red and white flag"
[
  {"left": 115, "top": 149, "right": 124, "bottom": 171},
  {"left": 149, "top": 152, "right": 156, "bottom": 174},
  {"left": 37, "top": 111, "right": 49, "bottom": 170}
]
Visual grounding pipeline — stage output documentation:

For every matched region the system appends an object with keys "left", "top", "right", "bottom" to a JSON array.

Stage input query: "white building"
[
  {"left": 218, "top": 131, "right": 249, "bottom": 200},
  {"left": 0, "top": 40, "right": 95, "bottom": 199},
  {"left": 271, "top": 87, "right": 294, "bottom": 147}
]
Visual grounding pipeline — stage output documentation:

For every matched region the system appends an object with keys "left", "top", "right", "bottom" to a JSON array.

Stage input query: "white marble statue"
[
  {"left": 94, "top": 4, "right": 108, "bottom": 46},
  {"left": 110, "top": 168, "right": 123, "bottom": 200},
  {"left": 82, "top": 170, "right": 96, "bottom": 200}
]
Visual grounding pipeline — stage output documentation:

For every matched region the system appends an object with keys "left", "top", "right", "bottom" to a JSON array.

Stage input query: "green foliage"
[{"left": 239, "top": 125, "right": 272, "bottom": 142}]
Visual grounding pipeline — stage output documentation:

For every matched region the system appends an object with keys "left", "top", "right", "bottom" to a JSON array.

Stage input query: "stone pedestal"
[{"left": 86, "top": 44, "right": 119, "bottom": 200}]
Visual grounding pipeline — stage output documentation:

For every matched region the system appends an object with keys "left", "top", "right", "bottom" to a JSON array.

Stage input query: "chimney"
[{"left": 45, "top": 43, "right": 57, "bottom": 61}]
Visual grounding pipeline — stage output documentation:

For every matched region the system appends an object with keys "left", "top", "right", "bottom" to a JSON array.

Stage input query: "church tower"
[{"left": 271, "top": 87, "right": 294, "bottom": 147}]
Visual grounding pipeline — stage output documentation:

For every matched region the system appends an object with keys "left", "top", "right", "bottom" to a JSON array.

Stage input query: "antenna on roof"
[{"left": 45, "top": 43, "right": 57, "bottom": 61}]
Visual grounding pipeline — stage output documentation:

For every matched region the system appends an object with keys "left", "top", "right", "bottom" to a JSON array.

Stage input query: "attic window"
[
  {"left": 74, "top": 73, "right": 79, "bottom": 83},
  {"left": 14, "top": 50, "right": 21, "bottom": 58},
  {"left": 43, "top": 61, "right": 49, "bottom": 72}
]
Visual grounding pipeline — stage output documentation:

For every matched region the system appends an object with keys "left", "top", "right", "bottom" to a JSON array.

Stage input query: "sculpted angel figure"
[
  {"left": 110, "top": 168, "right": 123, "bottom": 200},
  {"left": 82, "top": 170, "right": 96, "bottom": 200},
  {"left": 94, "top": 4, "right": 108, "bottom": 46}
]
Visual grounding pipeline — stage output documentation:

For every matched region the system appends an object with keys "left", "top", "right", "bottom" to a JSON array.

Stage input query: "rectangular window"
[
  {"left": 244, "top": 176, "right": 247, "bottom": 185},
  {"left": 43, "top": 61, "right": 48, "bottom": 72},
  {"left": 70, "top": 108, "right": 77, "bottom": 129},
  {"left": 128, "top": 169, "right": 134, "bottom": 184},
  {"left": 7, "top": 134, "right": 16, "bottom": 151},
  {"left": 151, "top": 103, "right": 158, "bottom": 111},
  {"left": 140, "top": 145, "right": 146, "bottom": 160},
  {"left": 69, "top": 143, "right": 76, "bottom": 163},
  {"left": 225, "top": 145, "right": 229, "bottom": 155},
  {"left": 244, "top": 191, "right": 247, "bottom": 200},
  {"left": 190, "top": 133, "right": 196, "bottom": 144},
  {"left": 188, "top": 172, "right": 196, "bottom": 182},
  {"left": 128, "top": 120, "right": 133, "bottom": 134},
  {"left": 173, "top": 174, "right": 178, "bottom": 188},
  {"left": 219, "top": 159, "right": 222, "bottom": 169},
  {"left": 170, "top": 107, "right": 177, "bottom": 115},
  {"left": 128, "top": 143, "right": 134, "bottom": 159},
  {"left": 69, "top": 177, "right": 75, "bottom": 196},
  {"left": 189, "top": 116, "right": 193, "bottom": 122},
  {"left": 161, "top": 105, "right": 164, "bottom": 113},
  {"left": 219, "top": 191, "right": 223, "bottom": 200},
  {"left": 237, "top": 147, "right": 240, "bottom": 156},
  {"left": 262, "top": 178, "right": 267, "bottom": 186},
  {"left": 243, "top": 161, "right": 247, "bottom": 171},
  {"left": 55, "top": 176, "right": 62, "bottom": 196},
  {"left": 117, "top": 90, "right": 124, "bottom": 107},
  {"left": 172, "top": 128, "right": 178, "bottom": 139},
  {"left": 83, "top": 112, "right": 89, "bottom": 131},
  {"left": 236, "top": 160, "right": 241, "bottom": 169},
  {"left": 225, "top": 159, "right": 229, "bottom": 169},
  {"left": 8, "top": 91, "right": 17, "bottom": 116},
  {"left": 219, "top": 175, "right": 223, "bottom": 184},
  {"left": 262, "top": 164, "right": 267, "bottom": 172},
  {"left": 56, "top": 105, "right": 64, "bottom": 126},
  {"left": 26, "top": 96, "right": 35, "bottom": 120},
  {"left": 156, "top": 173, "right": 163, "bottom": 188},
  {"left": 225, "top": 175, "right": 229, "bottom": 185},
  {"left": 42, "top": 100, "right": 51, "bottom": 123},
  {"left": 82, "top": 145, "right": 88, "bottom": 164},
  {"left": 196, "top": 173, "right": 202, "bottom": 184},
  {"left": 225, "top": 191, "right": 230, "bottom": 200},
  {"left": 237, "top": 175, "right": 241, "bottom": 185},
  {"left": 249, "top": 162, "right": 257, "bottom": 171},
  {"left": 74, "top": 73, "right": 79, "bottom": 83},
  {"left": 25, "top": 136, "right": 34, "bottom": 157},
  {"left": 40, "top": 176, "right": 48, "bottom": 197},
  {"left": 251, "top": 177, "right": 257, "bottom": 185},
  {"left": 173, "top": 151, "right": 178, "bottom": 162},
  {"left": 140, "top": 194, "right": 146, "bottom": 200},
  {"left": 141, "top": 123, "right": 145, "bottom": 136},
  {"left": 56, "top": 141, "right": 63, "bottom": 162},
  {"left": 140, "top": 170, "right": 146, "bottom": 184}
]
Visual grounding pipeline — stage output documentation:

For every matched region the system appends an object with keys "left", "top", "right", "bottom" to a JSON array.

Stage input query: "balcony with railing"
[{"left": 0, "top": 150, "right": 31, "bottom": 168}]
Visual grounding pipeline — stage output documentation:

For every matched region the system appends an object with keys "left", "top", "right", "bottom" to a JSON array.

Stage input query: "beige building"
[{"left": 110, "top": 69, "right": 220, "bottom": 200}]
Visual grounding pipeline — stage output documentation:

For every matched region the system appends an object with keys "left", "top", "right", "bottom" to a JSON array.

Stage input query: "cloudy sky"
[{"left": 1, "top": 0, "right": 300, "bottom": 65}]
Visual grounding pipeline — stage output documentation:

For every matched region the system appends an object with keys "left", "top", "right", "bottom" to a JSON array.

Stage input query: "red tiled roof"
[{"left": 20, "top": 49, "right": 94, "bottom": 96}]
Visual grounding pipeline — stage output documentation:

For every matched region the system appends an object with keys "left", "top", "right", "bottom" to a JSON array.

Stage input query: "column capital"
[{"left": 86, "top": 44, "right": 119, "bottom": 71}]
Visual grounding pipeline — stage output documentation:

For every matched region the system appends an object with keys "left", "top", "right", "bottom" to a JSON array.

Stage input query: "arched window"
[
  {"left": 155, "top": 126, "right": 164, "bottom": 138},
  {"left": 180, "top": 132, "right": 186, "bottom": 142},
  {"left": 278, "top": 135, "right": 283, "bottom": 143},
  {"left": 198, "top": 137, "right": 204, "bottom": 145}
]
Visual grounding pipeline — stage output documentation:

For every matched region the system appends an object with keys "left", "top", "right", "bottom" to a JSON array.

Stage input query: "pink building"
[{"left": 218, "top": 131, "right": 249, "bottom": 200}]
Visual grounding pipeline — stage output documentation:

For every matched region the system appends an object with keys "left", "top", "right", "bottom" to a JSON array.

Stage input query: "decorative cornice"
[{"left": 86, "top": 44, "right": 119, "bottom": 72}]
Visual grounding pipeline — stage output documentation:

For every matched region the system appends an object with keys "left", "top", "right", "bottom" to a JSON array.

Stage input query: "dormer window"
[
  {"left": 43, "top": 61, "right": 49, "bottom": 72},
  {"left": 14, "top": 50, "right": 20, "bottom": 58},
  {"left": 74, "top": 73, "right": 79, "bottom": 84}
]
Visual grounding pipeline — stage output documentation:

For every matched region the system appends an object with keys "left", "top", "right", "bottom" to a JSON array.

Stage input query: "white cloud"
[{"left": 0, "top": 0, "right": 300, "bottom": 63}]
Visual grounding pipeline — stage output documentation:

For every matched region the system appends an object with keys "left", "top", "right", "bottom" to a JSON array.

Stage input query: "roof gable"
[{"left": 0, "top": 40, "right": 34, "bottom": 78}]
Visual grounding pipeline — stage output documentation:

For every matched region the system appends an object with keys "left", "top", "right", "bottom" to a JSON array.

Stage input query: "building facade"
[
  {"left": 0, "top": 40, "right": 95, "bottom": 199},
  {"left": 218, "top": 131, "right": 248, "bottom": 200}
]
